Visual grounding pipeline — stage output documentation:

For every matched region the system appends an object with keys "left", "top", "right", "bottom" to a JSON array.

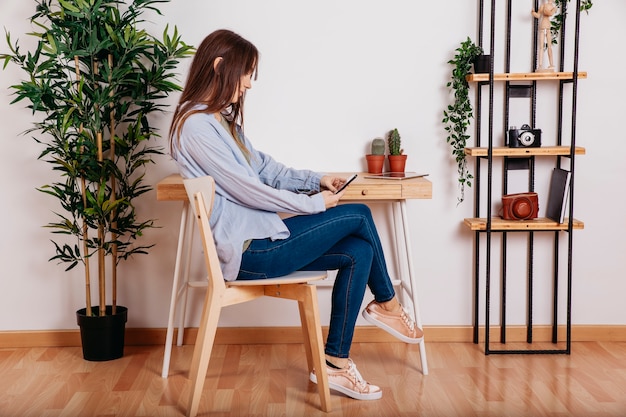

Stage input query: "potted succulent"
[
  {"left": 366, "top": 137, "right": 385, "bottom": 174},
  {"left": 442, "top": 37, "right": 483, "bottom": 204},
  {"left": 387, "top": 128, "right": 406, "bottom": 173},
  {"left": 1, "top": 0, "right": 194, "bottom": 360}
]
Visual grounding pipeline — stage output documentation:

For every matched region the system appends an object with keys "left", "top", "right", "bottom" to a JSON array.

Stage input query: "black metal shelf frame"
[{"left": 471, "top": 0, "right": 583, "bottom": 354}]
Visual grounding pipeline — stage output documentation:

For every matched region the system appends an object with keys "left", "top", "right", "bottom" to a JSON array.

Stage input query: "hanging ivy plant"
[
  {"left": 550, "top": 0, "right": 593, "bottom": 44},
  {"left": 443, "top": 37, "right": 483, "bottom": 204}
]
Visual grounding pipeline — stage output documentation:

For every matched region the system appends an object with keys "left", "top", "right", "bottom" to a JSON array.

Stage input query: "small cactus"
[
  {"left": 387, "top": 128, "right": 403, "bottom": 155},
  {"left": 371, "top": 138, "right": 385, "bottom": 155}
]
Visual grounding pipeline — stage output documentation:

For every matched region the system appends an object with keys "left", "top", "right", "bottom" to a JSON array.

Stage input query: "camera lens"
[
  {"left": 512, "top": 199, "right": 533, "bottom": 218},
  {"left": 518, "top": 131, "right": 535, "bottom": 146}
]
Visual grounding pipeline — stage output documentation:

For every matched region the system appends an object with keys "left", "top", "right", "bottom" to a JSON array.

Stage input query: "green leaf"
[{"left": 58, "top": 0, "right": 81, "bottom": 14}]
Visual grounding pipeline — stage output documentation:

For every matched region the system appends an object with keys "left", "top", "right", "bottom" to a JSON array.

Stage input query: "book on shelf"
[{"left": 546, "top": 167, "right": 571, "bottom": 223}]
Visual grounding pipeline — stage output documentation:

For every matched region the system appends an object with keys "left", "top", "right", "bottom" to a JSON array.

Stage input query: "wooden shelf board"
[
  {"left": 465, "top": 146, "right": 586, "bottom": 157},
  {"left": 467, "top": 71, "right": 587, "bottom": 82},
  {"left": 464, "top": 217, "right": 584, "bottom": 231}
]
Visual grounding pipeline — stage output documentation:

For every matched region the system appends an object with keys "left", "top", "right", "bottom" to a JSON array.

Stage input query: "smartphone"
[{"left": 335, "top": 174, "right": 358, "bottom": 194}]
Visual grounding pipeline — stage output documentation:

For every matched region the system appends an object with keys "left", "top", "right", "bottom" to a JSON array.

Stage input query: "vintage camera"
[
  {"left": 501, "top": 192, "right": 539, "bottom": 220},
  {"left": 508, "top": 124, "right": 541, "bottom": 148}
]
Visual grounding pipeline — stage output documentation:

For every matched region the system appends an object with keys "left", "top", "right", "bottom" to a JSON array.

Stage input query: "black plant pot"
[
  {"left": 76, "top": 305, "right": 128, "bottom": 361},
  {"left": 473, "top": 54, "right": 492, "bottom": 73}
]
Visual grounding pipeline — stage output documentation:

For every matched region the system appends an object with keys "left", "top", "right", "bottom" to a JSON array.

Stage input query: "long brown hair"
[{"left": 169, "top": 29, "right": 258, "bottom": 157}]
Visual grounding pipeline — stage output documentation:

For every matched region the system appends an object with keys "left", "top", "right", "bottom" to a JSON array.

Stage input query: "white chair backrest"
[
  {"left": 182, "top": 176, "right": 225, "bottom": 287},
  {"left": 183, "top": 176, "right": 215, "bottom": 217}
]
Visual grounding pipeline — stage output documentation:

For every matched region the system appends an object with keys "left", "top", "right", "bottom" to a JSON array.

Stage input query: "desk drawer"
[{"left": 342, "top": 183, "right": 402, "bottom": 200}]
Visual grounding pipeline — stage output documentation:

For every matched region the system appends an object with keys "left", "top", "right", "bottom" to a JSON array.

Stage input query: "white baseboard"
[{"left": 0, "top": 325, "right": 624, "bottom": 348}]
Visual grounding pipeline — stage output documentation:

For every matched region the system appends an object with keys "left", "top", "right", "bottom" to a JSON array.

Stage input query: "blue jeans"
[{"left": 237, "top": 203, "right": 396, "bottom": 358}]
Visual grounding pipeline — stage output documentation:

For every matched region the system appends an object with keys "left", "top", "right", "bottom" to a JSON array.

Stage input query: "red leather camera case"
[{"left": 501, "top": 192, "right": 539, "bottom": 220}]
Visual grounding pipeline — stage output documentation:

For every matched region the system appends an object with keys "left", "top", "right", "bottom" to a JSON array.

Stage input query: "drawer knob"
[{"left": 361, "top": 189, "right": 368, "bottom": 196}]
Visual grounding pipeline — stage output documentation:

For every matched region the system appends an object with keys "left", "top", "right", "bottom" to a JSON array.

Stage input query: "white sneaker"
[{"left": 309, "top": 359, "right": 382, "bottom": 401}]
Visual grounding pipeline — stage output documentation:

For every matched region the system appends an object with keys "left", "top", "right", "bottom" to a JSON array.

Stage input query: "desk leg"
[
  {"left": 393, "top": 200, "right": 429, "bottom": 375},
  {"left": 176, "top": 206, "right": 196, "bottom": 346},
  {"left": 162, "top": 200, "right": 192, "bottom": 378}
]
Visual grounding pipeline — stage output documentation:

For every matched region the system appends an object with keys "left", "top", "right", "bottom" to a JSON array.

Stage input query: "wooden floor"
[{"left": 0, "top": 341, "right": 625, "bottom": 417}]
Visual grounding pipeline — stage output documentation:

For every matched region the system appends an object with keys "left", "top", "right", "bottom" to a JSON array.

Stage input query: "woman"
[{"left": 169, "top": 29, "right": 423, "bottom": 401}]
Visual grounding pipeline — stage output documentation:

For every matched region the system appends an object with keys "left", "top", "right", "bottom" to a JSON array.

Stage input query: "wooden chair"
[{"left": 182, "top": 176, "right": 331, "bottom": 417}]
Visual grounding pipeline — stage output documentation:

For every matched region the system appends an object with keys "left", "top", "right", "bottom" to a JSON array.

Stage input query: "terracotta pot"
[
  {"left": 366, "top": 154, "right": 385, "bottom": 174},
  {"left": 387, "top": 154, "right": 407, "bottom": 173}
]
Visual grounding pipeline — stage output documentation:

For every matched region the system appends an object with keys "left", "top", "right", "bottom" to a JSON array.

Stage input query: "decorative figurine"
[{"left": 532, "top": 0, "right": 557, "bottom": 72}]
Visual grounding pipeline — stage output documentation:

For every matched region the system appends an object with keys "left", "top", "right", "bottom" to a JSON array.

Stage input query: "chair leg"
[
  {"left": 299, "top": 286, "right": 332, "bottom": 413},
  {"left": 186, "top": 288, "right": 222, "bottom": 417},
  {"left": 266, "top": 284, "right": 331, "bottom": 412},
  {"left": 298, "top": 300, "right": 314, "bottom": 373}
]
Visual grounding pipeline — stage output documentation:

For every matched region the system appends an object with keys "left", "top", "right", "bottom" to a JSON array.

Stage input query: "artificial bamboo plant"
[{"left": 1, "top": 0, "right": 194, "bottom": 316}]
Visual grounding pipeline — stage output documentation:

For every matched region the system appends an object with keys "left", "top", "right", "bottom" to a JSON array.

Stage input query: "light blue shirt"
[{"left": 171, "top": 110, "right": 326, "bottom": 280}]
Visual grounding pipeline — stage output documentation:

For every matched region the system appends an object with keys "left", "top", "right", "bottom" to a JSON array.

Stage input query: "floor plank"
[{"left": 0, "top": 342, "right": 625, "bottom": 416}]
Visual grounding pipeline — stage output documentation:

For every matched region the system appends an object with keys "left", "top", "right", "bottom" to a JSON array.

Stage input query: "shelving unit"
[{"left": 467, "top": 0, "right": 586, "bottom": 354}]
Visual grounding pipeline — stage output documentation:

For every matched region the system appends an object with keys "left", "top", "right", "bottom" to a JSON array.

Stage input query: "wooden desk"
[
  {"left": 157, "top": 173, "right": 432, "bottom": 377},
  {"left": 157, "top": 172, "right": 432, "bottom": 201}
]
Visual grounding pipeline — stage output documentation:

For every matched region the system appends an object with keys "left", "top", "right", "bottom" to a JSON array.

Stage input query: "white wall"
[{"left": 1, "top": 1, "right": 624, "bottom": 332}]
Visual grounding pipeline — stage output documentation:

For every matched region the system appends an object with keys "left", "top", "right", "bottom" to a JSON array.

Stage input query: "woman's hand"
[
  {"left": 320, "top": 175, "right": 346, "bottom": 193},
  {"left": 320, "top": 189, "right": 344, "bottom": 209},
  {"left": 319, "top": 175, "right": 351, "bottom": 208}
]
